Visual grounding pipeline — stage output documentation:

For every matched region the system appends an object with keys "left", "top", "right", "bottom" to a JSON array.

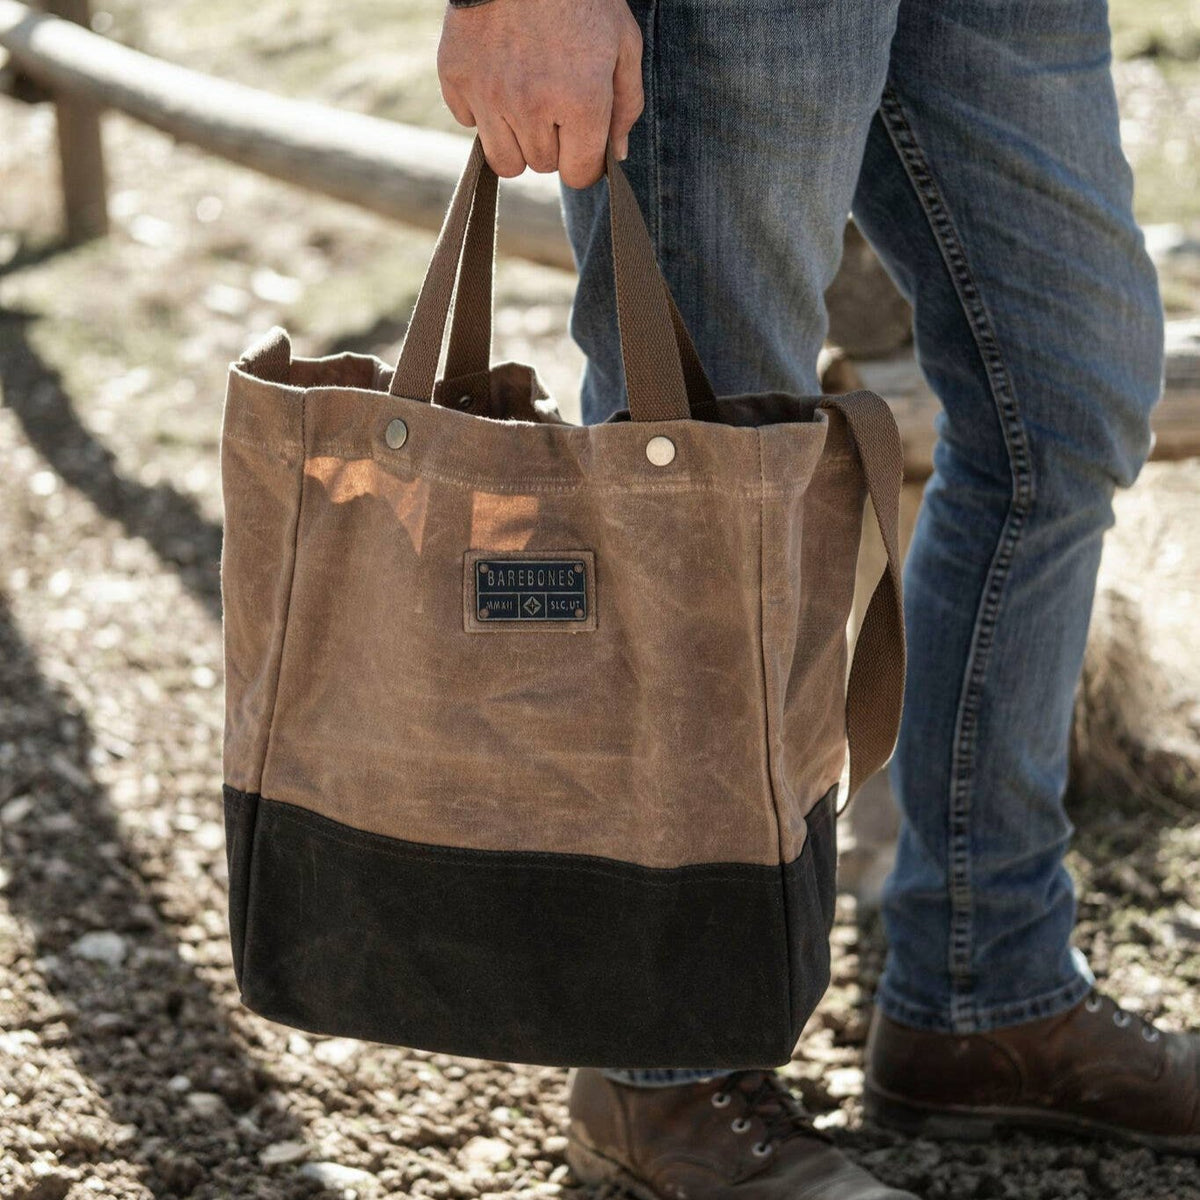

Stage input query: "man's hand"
[{"left": 438, "top": 0, "right": 644, "bottom": 189}]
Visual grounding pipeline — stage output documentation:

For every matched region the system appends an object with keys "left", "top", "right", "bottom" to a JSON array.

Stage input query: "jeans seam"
[
  {"left": 644, "top": 0, "right": 662, "bottom": 254},
  {"left": 876, "top": 83, "right": 1037, "bottom": 1032}
]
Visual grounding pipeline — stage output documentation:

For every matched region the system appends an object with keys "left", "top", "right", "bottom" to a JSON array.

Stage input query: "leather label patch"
[{"left": 464, "top": 550, "right": 596, "bottom": 633}]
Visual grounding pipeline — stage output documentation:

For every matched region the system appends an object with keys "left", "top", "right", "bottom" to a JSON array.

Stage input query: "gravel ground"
[{"left": 2, "top": 14, "right": 1199, "bottom": 1199}]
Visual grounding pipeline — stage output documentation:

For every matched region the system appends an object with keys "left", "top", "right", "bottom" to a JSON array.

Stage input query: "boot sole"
[
  {"left": 864, "top": 1081, "right": 1200, "bottom": 1156},
  {"left": 565, "top": 1135, "right": 664, "bottom": 1200}
]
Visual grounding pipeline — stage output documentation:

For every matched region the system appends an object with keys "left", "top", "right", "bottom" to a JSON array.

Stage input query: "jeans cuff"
[
  {"left": 875, "top": 950, "right": 1095, "bottom": 1034},
  {"left": 600, "top": 1068, "right": 734, "bottom": 1088}
]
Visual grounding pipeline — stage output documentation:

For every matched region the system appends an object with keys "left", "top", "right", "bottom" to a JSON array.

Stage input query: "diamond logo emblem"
[{"left": 522, "top": 595, "right": 543, "bottom": 616}]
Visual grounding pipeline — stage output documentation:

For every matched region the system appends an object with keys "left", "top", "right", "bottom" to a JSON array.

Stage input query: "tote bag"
[{"left": 220, "top": 136, "right": 905, "bottom": 1068}]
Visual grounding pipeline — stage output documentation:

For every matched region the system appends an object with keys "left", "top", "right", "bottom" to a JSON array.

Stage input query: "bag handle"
[
  {"left": 389, "top": 137, "right": 716, "bottom": 420},
  {"left": 818, "top": 391, "right": 907, "bottom": 808}
]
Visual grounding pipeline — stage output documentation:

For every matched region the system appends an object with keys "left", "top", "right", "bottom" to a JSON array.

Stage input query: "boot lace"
[{"left": 710, "top": 1070, "right": 830, "bottom": 1156}]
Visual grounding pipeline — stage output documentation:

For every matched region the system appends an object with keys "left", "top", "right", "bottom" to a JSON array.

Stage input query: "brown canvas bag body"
[{"left": 220, "top": 138, "right": 905, "bottom": 1068}]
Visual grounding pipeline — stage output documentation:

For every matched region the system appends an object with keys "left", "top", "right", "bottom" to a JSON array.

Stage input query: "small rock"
[
  {"left": 203, "top": 283, "right": 250, "bottom": 317},
  {"left": 0, "top": 795, "right": 33, "bottom": 825},
  {"left": 185, "top": 1092, "right": 226, "bottom": 1118},
  {"left": 48, "top": 753, "right": 91, "bottom": 794},
  {"left": 194, "top": 821, "right": 225, "bottom": 852},
  {"left": 287, "top": 1033, "right": 312, "bottom": 1056},
  {"left": 0, "top": 1030, "right": 38, "bottom": 1054},
  {"left": 251, "top": 267, "right": 303, "bottom": 305},
  {"left": 39, "top": 811, "right": 77, "bottom": 830},
  {"left": 459, "top": 1137, "right": 512, "bottom": 1171},
  {"left": 298, "top": 1162, "right": 378, "bottom": 1189},
  {"left": 813, "top": 1108, "right": 848, "bottom": 1130},
  {"left": 313, "top": 1037, "right": 360, "bottom": 1067},
  {"left": 260, "top": 1141, "right": 309, "bottom": 1167},
  {"left": 22, "top": 1166, "right": 71, "bottom": 1200},
  {"left": 69, "top": 931, "right": 127, "bottom": 966},
  {"left": 826, "top": 1067, "right": 864, "bottom": 1099},
  {"left": 542, "top": 1136, "right": 568, "bottom": 1155},
  {"left": 90, "top": 1012, "right": 130, "bottom": 1032},
  {"left": 128, "top": 213, "right": 175, "bottom": 248},
  {"left": 167, "top": 1075, "right": 192, "bottom": 1093}
]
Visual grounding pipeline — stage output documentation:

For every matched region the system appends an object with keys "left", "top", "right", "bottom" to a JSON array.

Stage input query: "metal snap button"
[
  {"left": 645, "top": 435, "right": 676, "bottom": 466},
  {"left": 385, "top": 418, "right": 408, "bottom": 449}
]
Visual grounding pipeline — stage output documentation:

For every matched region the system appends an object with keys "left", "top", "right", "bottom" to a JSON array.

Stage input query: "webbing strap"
[
  {"left": 390, "top": 137, "right": 715, "bottom": 419},
  {"left": 819, "top": 391, "right": 907, "bottom": 806}
]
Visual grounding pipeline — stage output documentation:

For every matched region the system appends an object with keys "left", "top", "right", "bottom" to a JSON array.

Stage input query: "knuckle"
[
  {"left": 616, "top": 89, "right": 644, "bottom": 122},
  {"left": 436, "top": 44, "right": 465, "bottom": 84},
  {"left": 564, "top": 91, "right": 606, "bottom": 122},
  {"left": 507, "top": 79, "right": 552, "bottom": 120}
]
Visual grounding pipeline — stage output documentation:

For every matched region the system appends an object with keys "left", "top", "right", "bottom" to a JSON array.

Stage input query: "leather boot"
[
  {"left": 566, "top": 1067, "right": 921, "bottom": 1199},
  {"left": 865, "top": 991, "right": 1200, "bottom": 1154}
]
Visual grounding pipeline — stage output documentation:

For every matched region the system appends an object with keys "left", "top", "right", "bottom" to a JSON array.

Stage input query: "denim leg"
[
  {"left": 559, "top": 0, "right": 900, "bottom": 1079},
  {"left": 851, "top": 0, "right": 1164, "bottom": 1032},
  {"left": 562, "top": 0, "right": 901, "bottom": 423}
]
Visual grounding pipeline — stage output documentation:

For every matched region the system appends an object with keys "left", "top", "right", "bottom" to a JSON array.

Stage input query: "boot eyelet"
[
  {"left": 1113, "top": 1010, "right": 1131, "bottom": 1028},
  {"left": 730, "top": 1117, "right": 751, "bottom": 1134},
  {"left": 1085, "top": 994, "right": 1103, "bottom": 1014},
  {"left": 1142, "top": 1026, "right": 1161, "bottom": 1042},
  {"left": 711, "top": 1092, "right": 731, "bottom": 1108},
  {"left": 751, "top": 1141, "right": 772, "bottom": 1157}
]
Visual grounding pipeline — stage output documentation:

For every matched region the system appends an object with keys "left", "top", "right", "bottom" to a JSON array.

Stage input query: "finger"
[
  {"left": 609, "top": 31, "right": 644, "bottom": 160},
  {"left": 513, "top": 121, "right": 561, "bottom": 175},
  {"left": 557, "top": 106, "right": 610, "bottom": 190},
  {"left": 442, "top": 86, "right": 476, "bottom": 129},
  {"left": 477, "top": 115, "right": 527, "bottom": 178}
]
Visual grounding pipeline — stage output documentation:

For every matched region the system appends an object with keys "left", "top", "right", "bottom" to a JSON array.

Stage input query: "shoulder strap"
[{"left": 818, "top": 391, "right": 907, "bottom": 808}]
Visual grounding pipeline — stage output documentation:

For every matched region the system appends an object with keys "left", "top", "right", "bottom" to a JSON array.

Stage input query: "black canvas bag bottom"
[{"left": 223, "top": 785, "right": 838, "bottom": 1068}]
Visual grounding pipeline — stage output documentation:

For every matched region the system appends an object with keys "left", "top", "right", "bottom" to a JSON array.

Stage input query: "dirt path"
[{"left": 1, "top": 350, "right": 1197, "bottom": 1200}]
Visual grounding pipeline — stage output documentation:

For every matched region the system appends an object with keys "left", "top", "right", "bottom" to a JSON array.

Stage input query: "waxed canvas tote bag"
[{"left": 220, "top": 136, "right": 906, "bottom": 1068}]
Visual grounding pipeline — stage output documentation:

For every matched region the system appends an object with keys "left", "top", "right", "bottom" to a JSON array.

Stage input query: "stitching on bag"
[
  {"left": 753, "top": 427, "right": 797, "bottom": 1027},
  {"left": 220, "top": 431, "right": 303, "bottom": 462},
  {"left": 244, "top": 791, "right": 783, "bottom": 883},
  {"left": 878, "top": 84, "right": 1036, "bottom": 1031},
  {"left": 300, "top": 449, "right": 848, "bottom": 498},
  {"left": 257, "top": 391, "right": 308, "bottom": 790}
]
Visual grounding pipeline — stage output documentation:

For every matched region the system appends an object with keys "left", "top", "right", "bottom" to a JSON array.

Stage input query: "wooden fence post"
[{"left": 44, "top": 0, "right": 107, "bottom": 241}]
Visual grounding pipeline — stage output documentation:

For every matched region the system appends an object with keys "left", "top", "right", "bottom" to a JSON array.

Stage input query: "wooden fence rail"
[{"left": 0, "top": 0, "right": 572, "bottom": 267}]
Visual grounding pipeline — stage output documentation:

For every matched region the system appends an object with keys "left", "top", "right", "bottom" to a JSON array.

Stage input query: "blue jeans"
[{"left": 559, "top": 0, "right": 1163, "bottom": 1082}]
